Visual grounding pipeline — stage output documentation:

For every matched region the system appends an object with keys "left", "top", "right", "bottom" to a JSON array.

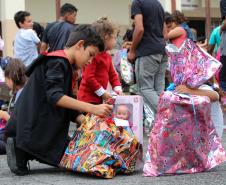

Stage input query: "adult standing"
[
  {"left": 40, "top": 3, "right": 78, "bottom": 53},
  {"left": 128, "top": 0, "right": 167, "bottom": 115}
]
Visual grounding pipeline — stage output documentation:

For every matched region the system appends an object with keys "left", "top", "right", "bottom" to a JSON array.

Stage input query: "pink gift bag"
[
  {"left": 166, "top": 39, "right": 222, "bottom": 88},
  {"left": 143, "top": 91, "right": 226, "bottom": 176}
]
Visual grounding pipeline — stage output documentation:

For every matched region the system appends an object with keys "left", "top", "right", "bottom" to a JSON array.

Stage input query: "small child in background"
[
  {"left": 78, "top": 17, "right": 122, "bottom": 104},
  {"left": 115, "top": 104, "right": 133, "bottom": 128},
  {"left": 175, "top": 83, "right": 224, "bottom": 138},
  {"left": 0, "top": 58, "right": 26, "bottom": 154}
]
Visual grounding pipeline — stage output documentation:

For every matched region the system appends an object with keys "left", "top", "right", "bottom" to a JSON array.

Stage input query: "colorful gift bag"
[
  {"left": 143, "top": 91, "right": 226, "bottom": 176},
  {"left": 59, "top": 113, "right": 139, "bottom": 178},
  {"left": 114, "top": 49, "right": 134, "bottom": 85},
  {"left": 166, "top": 39, "right": 222, "bottom": 88}
]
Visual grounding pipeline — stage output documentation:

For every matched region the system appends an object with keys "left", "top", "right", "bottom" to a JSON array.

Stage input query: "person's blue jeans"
[{"left": 220, "top": 81, "right": 226, "bottom": 91}]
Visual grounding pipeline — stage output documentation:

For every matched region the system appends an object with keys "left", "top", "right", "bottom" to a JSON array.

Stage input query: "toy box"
[{"left": 114, "top": 95, "right": 143, "bottom": 144}]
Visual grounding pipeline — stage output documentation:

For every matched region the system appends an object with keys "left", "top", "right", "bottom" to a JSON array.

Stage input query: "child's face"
[
  {"left": 19, "top": 16, "right": 33, "bottom": 29},
  {"left": 166, "top": 22, "right": 173, "bottom": 33},
  {"left": 5, "top": 77, "right": 13, "bottom": 90},
  {"left": 75, "top": 45, "right": 99, "bottom": 69},
  {"left": 116, "top": 105, "right": 129, "bottom": 120},
  {"left": 64, "top": 12, "right": 77, "bottom": 24},
  {"left": 105, "top": 34, "right": 116, "bottom": 50}
]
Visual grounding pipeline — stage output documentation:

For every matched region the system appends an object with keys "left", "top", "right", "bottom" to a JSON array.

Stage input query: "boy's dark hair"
[
  {"left": 65, "top": 24, "right": 104, "bottom": 52},
  {"left": 60, "top": 3, "right": 78, "bottom": 16},
  {"left": 33, "top": 22, "right": 44, "bottom": 40},
  {"left": 164, "top": 12, "right": 173, "bottom": 24},
  {"left": 14, "top": 11, "right": 31, "bottom": 28},
  {"left": 5, "top": 58, "right": 26, "bottom": 91}
]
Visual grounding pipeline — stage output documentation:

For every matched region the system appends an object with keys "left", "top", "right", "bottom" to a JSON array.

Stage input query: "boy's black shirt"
[{"left": 8, "top": 52, "right": 80, "bottom": 166}]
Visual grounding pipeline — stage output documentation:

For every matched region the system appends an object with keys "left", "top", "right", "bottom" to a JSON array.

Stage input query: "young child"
[
  {"left": 175, "top": 83, "right": 224, "bottom": 138},
  {"left": 78, "top": 17, "right": 122, "bottom": 104},
  {"left": 115, "top": 104, "right": 133, "bottom": 128},
  {"left": 5, "top": 25, "right": 113, "bottom": 176},
  {"left": 13, "top": 11, "right": 40, "bottom": 67},
  {"left": 0, "top": 58, "right": 26, "bottom": 154}
]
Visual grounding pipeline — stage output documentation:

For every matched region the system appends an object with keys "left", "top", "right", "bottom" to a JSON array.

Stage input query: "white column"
[
  {"left": 1, "top": 0, "right": 25, "bottom": 57},
  {"left": 159, "top": 0, "right": 172, "bottom": 13},
  {"left": 176, "top": 0, "right": 182, "bottom": 12}
]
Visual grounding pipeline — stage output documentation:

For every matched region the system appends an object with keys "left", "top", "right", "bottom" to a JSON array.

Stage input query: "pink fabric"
[
  {"left": 143, "top": 91, "right": 226, "bottom": 176},
  {"left": 166, "top": 39, "right": 222, "bottom": 88},
  {"left": 171, "top": 27, "right": 187, "bottom": 48}
]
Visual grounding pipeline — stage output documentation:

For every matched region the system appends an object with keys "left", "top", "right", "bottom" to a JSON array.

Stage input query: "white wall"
[
  {"left": 1, "top": 0, "right": 25, "bottom": 21},
  {"left": 25, "top": 0, "right": 56, "bottom": 23},
  {"left": 61, "top": 0, "right": 131, "bottom": 25},
  {"left": 25, "top": 0, "right": 131, "bottom": 25},
  {"left": 202, "top": 0, "right": 221, "bottom": 8}
]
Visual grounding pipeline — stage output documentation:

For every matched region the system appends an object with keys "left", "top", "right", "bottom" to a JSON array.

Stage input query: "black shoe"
[{"left": 6, "top": 137, "right": 29, "bottom": 175}]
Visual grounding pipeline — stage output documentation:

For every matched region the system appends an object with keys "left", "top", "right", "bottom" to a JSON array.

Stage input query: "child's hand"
[
  {"left": 115, "top": 90, "right": 123, "bottom": 95},
  {"left": 0, "top": 110, "right": 10, "bottom": 121},
  {"left": 175, "top": 85, "right": 192, "bottom": 94},
  {"left": 93, "top": 104, "right": 113, "bottom": 117},
  {"left": 102, "top": 93, "right": 112, "bottom": 101}
]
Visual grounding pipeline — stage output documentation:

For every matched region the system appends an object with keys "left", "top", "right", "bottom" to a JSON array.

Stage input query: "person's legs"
[
  {"left": 135, "top": 54, "right": 162, "bottom": 115},
  {"left": 0, "top": 132, "right": 6, "bottom": 154},
  {"left": 5, "top": 116, "right": 31, "bottom": 175},
  {"left": 6, "top": 137, "right": 30, "bottom": 175},
  {"left": 154, "top": 55, "right": 168, "bottom": 95},
  {"left": 220, "top": 55, "right": 226, "bottom": 91}
]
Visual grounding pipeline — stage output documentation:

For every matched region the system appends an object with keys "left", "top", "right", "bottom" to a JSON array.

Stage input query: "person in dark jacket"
[{"left": 5, "top": 25, "right": 113, "bottom": 175}]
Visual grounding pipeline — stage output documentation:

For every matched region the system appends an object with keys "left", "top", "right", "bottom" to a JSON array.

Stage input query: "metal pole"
[
  {"left": 55, "top": 0, "right": 61, "bottom": 21},
  {"left": 171, "top": 0, "right": 176, "bottom": 13},
  {"left": 205, "top": 0, "right": 211, "bottom": 40}
]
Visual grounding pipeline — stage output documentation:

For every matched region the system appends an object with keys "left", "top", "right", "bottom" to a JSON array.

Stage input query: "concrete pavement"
[{"left": 0, "top": 130, "right": 226, "bottom": 185}]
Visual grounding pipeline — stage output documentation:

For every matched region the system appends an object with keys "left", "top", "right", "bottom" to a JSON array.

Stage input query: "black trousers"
[{"left": 0, "top": 132, "right": 6, "bottom": 154}]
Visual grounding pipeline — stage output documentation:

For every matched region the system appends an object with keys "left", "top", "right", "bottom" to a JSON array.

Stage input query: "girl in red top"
[{"left": 78, "top": 17, "right": 122, "bottom": 104}]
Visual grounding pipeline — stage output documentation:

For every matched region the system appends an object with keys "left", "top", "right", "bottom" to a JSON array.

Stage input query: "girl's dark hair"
[
  {"left": 172, "top": 10, "right": 187, "bottom": 24},
  {"left": 14, "top": 11, "right": 31, "bottom": 28},
  {"left": 164, "top": 12, "right": 173, "bottom": 24},
  {"left": 4, "top": 58, "right": 26, "bottom": 92},
  {"left": 65, "top": 24, "right": 104, "bottom": 52}
]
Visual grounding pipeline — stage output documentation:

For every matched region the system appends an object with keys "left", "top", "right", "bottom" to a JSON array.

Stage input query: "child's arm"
[
  {"left": 0, "top": 110, "right": 10, "bottom": 121},
  {"left": 56, "top": 95, "right": 113, "bottom": 117},
  {"left": 175, "top": 85, "right": 219, "bottom": 102},
  {"left": 167, "top": 27, "right": 184, "bottom": 40},
  {"left": 45, "top": 59, "right": 113, "bottom": 116},
  {"left": 108, "top": 56, "right": 122, "bottom": 95},
  {"left": 82, "top": 57, "right": 112, "bottom": 99}
]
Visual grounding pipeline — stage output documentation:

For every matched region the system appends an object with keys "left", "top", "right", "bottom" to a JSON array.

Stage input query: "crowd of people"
[{"left": 0, "top": 0, "right": 226, "bottom": 179}]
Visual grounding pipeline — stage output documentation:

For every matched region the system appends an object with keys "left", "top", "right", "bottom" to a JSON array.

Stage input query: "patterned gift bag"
[
  {"left": 114, "top": 49, "right": 134, "bottom": 85},
  {"left": 143, "top": 91, "right": 226, "bottom": 176},
  {"left": 166, "top": 39, "right": 222, "bottom": 88},
  {"left": 59, "top": 114, "right": 139, "bottom": 178}
]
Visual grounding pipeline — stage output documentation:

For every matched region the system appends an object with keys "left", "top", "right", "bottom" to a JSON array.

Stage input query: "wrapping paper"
[
  {"left": 59, "top": 113, "right": 139, "bottom": 178},
  {"left": 143, "top": 91, "right": 226, "bottom": 176},
  {"left": 166, "top": 39, "right": 222, "bottom": 88},
  {"left": 114, "top": 49, "right": 134, "bottom": 85}
]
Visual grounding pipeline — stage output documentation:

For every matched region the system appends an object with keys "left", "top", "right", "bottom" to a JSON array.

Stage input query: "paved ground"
[{"left": 0, "top": 127, "right": 226, "bottom": 185}]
